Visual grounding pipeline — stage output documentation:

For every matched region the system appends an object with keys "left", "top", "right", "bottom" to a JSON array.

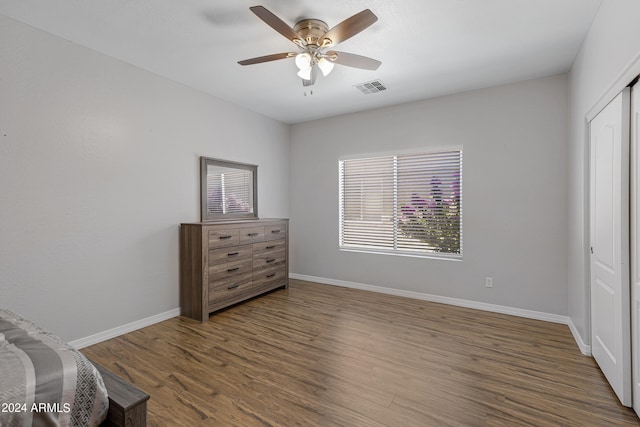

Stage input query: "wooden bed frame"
[{"left": 92, "top": 362, "right": 149, "bottom": 427}]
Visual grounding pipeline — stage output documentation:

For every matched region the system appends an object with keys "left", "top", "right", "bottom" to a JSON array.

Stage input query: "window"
[{"left": 339, "top": 149, "right": 462, "bottom": 259}]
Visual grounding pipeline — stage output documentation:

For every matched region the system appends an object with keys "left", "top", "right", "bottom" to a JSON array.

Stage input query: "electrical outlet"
[{"left": 485, "top": 277, "right": 493, "bottom": 288}]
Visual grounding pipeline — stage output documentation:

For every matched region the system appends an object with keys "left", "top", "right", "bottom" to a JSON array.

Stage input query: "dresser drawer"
[
  {"left": 264, "top": 224, "right": 286, "bottom": 241},
  {"left": 208, "top": 258, "right": 252, "bottom": 279},
  {"left": 208, "top": 245, "right": 252, "bottom": 265},
  {"left": 254, "top": 266, "right": 286, "bottom": 285},
  {"left": 208, "top": 275, "right": 253, "bottom": 307},
  {"left": 252, "top": 239, "right": 286, "bottom": 256},
  {"left": 253, "top": 267, "right": 287, "bottom": 293},
  {"left": 239, "top": 226, "right": 265, "bottom": 243},
  {"left": 253, "top": 250, "right": 286, "bottom": 270},
  {"left": 208, "top": 228, "right": 240, "bottom": 248}
]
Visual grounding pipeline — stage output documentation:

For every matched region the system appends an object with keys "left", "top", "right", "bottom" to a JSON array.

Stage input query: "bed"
[{"left": 0, "top": 308, "right": 148, "bottom": 427}]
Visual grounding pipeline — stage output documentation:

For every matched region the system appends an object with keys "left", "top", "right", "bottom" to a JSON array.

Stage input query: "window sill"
[{"left": 339, "top": 246, "right": 463, "bottom": 262}]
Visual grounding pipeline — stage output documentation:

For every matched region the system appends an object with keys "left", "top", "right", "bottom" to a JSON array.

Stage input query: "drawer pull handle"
[
  {"left": 227, "top": 284, "right": 240, "bottom": 290},
  {"left": 219, "top": 235, "right": 232, "bottom": 240},
  {"left": 271, "top": 230, "right": 281, "bottom": 234},
  {"left": 266, "top": 258, "right": 276, "bottom": 263},
  {"left": 266, "top": 273, "right": 276, "bottom": 278},
  {"left": 227, "top": 252, "right": 239, "bottom": 256},
  {"left": 266, "top": 245, "right": 276, "bottom": 249},
  {"left": 227, "top": 267, "right": 240, "bottom": 272},
  {"left": 247, "top": 232, "right": 259, "bottom": 236}
]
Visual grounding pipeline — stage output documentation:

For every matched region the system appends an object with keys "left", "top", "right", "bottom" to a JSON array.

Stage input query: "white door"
[
  {"left": 631, "top": 84, "right": 640, "bottom": 416},
  {"left": 590, "top": 88, "right": 631, "bottom": 407}
]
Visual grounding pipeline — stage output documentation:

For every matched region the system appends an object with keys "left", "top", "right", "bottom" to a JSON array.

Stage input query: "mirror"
[{"left": 200, "top": 157, "right": 258, "bottom": 221}]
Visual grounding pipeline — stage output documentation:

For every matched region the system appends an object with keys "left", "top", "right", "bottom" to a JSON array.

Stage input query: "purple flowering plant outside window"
[{"left": 398, "top": 173, "right": 461, "bottom": 254}]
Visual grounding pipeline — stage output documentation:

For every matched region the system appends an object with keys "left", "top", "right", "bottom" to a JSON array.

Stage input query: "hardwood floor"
[{"left": 83, "top": 280, "right": 640, "bottom": 426}]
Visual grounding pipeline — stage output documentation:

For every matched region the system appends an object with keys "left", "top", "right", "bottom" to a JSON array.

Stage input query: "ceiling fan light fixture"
[{"left": 317, "top": 57, "right": 335, "bottom": 76}]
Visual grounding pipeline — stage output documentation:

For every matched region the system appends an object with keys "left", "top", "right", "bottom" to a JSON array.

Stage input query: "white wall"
[
  {"left": 290, "top": 75, "right": 569, "bottom": 315},
  {"left": 567, "top": 0, "right": 640, "bottom": 344},
  {"left": 0, "top": 15, "right": 289, "bottom": 342}
]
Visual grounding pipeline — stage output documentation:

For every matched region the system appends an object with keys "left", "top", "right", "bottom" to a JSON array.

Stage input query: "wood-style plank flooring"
[{"left": 83, "top": 280, "right": 640, "bottom": 426}]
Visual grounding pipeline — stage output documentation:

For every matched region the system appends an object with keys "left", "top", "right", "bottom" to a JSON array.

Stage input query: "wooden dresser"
[{"left": 179, "top": 218, "right": 289, "bottom": 322}]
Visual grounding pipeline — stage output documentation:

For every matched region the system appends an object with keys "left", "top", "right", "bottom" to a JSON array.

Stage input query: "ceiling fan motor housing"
[{"left": 294, "top": 19, "right": 329, "bottom": 46}]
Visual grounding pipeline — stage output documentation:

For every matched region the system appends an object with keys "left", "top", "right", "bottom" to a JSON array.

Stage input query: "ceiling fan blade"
[
  {"left": 320, "top": 9, "right": 378, "bottom": 47},
  {"left": 249, "top": 6, "right": 304, "bottom": 45},
  {"left": 238, "top": 52, "right": 294, "bottom": 66},
  {"left": 328, "top": 51, "right": 381, "bottom": 70}
]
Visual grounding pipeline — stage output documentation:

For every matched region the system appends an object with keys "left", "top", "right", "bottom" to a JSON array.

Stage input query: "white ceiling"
[{"left": 0, "top": 0, "right": 602, "bottom": 124}]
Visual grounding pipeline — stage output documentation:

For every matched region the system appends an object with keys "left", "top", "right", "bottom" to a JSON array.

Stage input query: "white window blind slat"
[{"left": 339, "top": 149, "right": 462, "bottom": 258}]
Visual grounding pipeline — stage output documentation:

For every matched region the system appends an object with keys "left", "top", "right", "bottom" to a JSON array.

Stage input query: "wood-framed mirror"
[{"left": 200, "top": 157, "right": 258, "bottom": 221}]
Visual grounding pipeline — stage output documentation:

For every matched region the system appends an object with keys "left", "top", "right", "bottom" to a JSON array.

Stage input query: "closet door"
[
  {"left": 631, "top": 84, "right": 640, "bottom": 416},
  {"left": 590, "top": 88, "right": 631, "bottom": 407}
]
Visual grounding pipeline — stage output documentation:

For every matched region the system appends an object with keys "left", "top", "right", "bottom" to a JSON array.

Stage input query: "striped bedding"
[{"left": 0, "top": 309, "right": 109, "bottom": 427}]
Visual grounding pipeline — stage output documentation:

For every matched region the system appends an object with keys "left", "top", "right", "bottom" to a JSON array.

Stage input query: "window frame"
[{"left": 338, "top": 147, "right": 463, "bottom": 261}]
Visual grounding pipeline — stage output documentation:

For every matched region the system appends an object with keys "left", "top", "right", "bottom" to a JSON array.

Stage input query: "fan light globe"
[
  {"left": 317, "top": 58, "right": 335, "bottom": 76},
  {"left": 295, "top": 52, "right": 312, "bottom": 70},
  {"left": 297, "top": 67, "right": 312, "bottom": 80}
]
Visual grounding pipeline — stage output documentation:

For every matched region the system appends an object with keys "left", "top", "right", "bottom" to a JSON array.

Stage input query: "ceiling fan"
[{"left": 238, "top": 6, "right": 381, "bottom": 87}]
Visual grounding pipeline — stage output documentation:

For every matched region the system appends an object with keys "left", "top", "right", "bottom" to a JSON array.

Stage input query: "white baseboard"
[
  {"left": 568, "top": 317, "right": 591, "bottom": 356},
  {"left": 69, "top": 308, "right": 180, "bottom": 349},
  {"left": 290, "top": 273, "right": 570, "bottom": 325}
]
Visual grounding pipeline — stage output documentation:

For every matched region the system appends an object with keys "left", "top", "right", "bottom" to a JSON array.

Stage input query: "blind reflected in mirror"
[{"left": 201, "top": 157, "right": 258, "bottom": 221}]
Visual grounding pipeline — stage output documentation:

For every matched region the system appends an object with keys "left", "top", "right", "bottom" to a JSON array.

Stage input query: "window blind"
[{"left": 339, "top": 149, "right": 462, "bottom": 258}]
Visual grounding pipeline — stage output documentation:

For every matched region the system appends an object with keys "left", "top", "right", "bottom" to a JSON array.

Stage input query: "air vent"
[{"left": 354, "top": 80, "right": 387, "bottom": 94}]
